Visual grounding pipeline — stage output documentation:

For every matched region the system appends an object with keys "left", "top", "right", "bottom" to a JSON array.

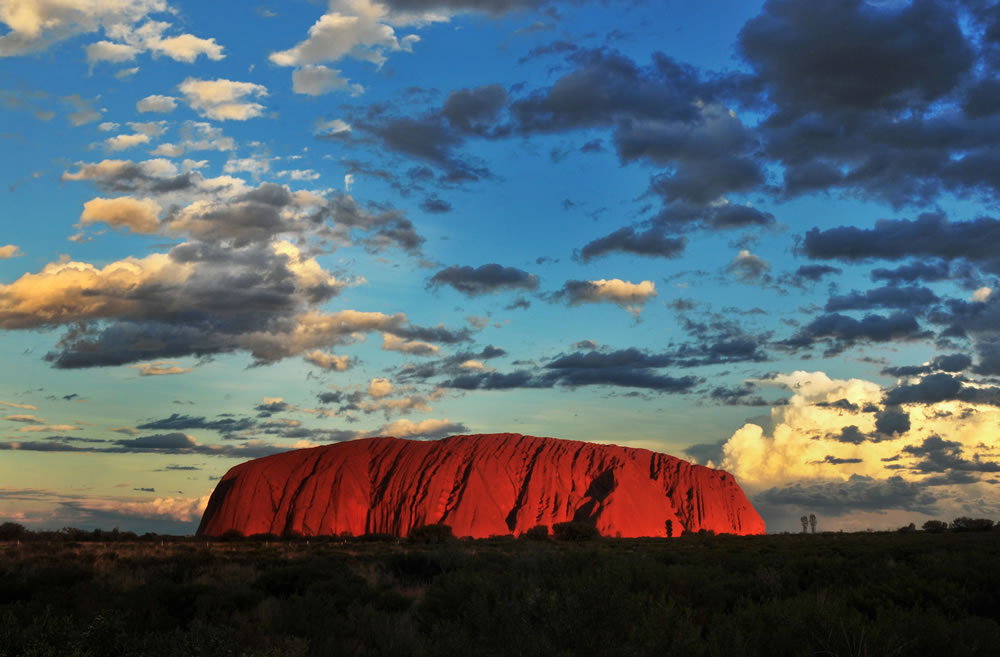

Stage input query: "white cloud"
[
  {"left": 150, "top": 142, "right": 183, "bottom": 157},
  {"left": 291, "top": 64, "right": 364, "bottom": 96},
  {"left": 18, "top": 424, "right": 79, "bottom": 433},
  {"left": 717, "top": 370, "right": 1000, "bottom": 490},
  {"left": 0, "top": 0, "right": 167, "bottom": 56},
  {"left": 269, "top": 0, "right": 443, "bottom": 94},
  {"left": 378, "top": 417, "right": 465, "bottom": 440},
  {"left": 277, "top": 169, "right": 321, "bottom": 181},
  {"left": 0, "top": 244, "right": 23, "bottom": 259},
  {"left": 304, "top": 350, "right": 353, "bottom": 371},
  {"left": 972, "top": 287, "right": 992, "bottom": 303},
  {"left": 343, "top": 173, "right": 354, "bottom": 191},
  {"left": 73, "top": 493, "right": 211, "bottom": 522},
  {"left": 136, "top": 94, "right": 177, "bottom": 113},
  {"left": 565, "top": 279, "right": 657, "bottom": 317},
  {"left": 368, "top": 377, "right": 394, "bottom": 398},
  {"left": 85, "top": 39, "right": 138, "bottom": 63},
  {"left": 79, "top": 196, "right": 161, "bottom": 233},
  {"left": 126, "top": 120, "right": 167, "bottom": 137},
  {"left": 63, "top": 94, "right": 101, "bottom": 126},
  {"left": 104, "top": 133, "right": 151, "bottom": 151},
  {"left": 179, "top": 78, "right": 268, "bottom": 121},
  {"left": 223, "top": 157, "right": 270, "bottom": 177},
  {"left": 317, "top": 118, "right": 351, "bottom": 136},
  {"left": 4, "top": 414, "right": 44, "bottom": 423},
  {"left": 98, "top": 121, "right": 119, "bottom": 131},
  {"left": 114, "top": 66, "right": 139, "bottom": 79},
  {"left": 381, "top": 332, "right": 439, "bottom": 356},
  {"left": 0, "top": 401, "right": 38, "bottom": 410},
  {"left": 129, "top": 361, "right": 192, "bottom": 376}
]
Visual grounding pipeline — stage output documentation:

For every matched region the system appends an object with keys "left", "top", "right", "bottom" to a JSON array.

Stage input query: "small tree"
[
  {"left": 665, "top": 519, "right": 674, "bottom": 538},
  {"left": 922, "top": 520, "right": 948, "bottom": 533},
  {"left": 0, "top": 522, "right": 27, "bottom": 541},
  {"left": 808, "top": 513, "right": 817, "bottom": 534},
  {"left": 800, "top": 516, "right": 809, "bottom": 533},
  {"left": 951, "top": 517, "right": 995, "bottom": 532}
]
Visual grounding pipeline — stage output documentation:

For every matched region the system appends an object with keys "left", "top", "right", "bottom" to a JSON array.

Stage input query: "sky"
[{"left": 1, "top": 0, "right": 1000, "bottom": 535}]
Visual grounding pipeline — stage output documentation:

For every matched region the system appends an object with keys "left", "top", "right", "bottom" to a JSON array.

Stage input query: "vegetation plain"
[{"left": 1, "top": 522, "right": 999, "bottom": 657}]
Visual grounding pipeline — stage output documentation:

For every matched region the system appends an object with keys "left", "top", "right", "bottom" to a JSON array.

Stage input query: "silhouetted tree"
[
  {"left": 922, "top": 520, "right": 948, "bottom": 533},
  {"left": 808, "top": 513, "right": 817, "bottom": 534},
  {"left": 951, "top": 517, "right": 995, "bottom": 532},
  {"left": 800, "top": 516, "right": 808, "bottom": 533},
  {"left": 521, "top": 525, "right": 550, "bottom": 540},
  {"left": 0, "top": 522, "right": 26, "bottom": 540},
  {"left": 665, "top": 519, "right": 674, "bottom": 538}
]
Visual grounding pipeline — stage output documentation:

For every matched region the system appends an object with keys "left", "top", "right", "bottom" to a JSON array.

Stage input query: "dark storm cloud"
[
  {"left": 901, "top": 435, "right": 1000, "bottom": 474},
  {"left": 824, "top": 286, "right": 939, "bottom": 313},
  {"left": 828, "top": 426, "right": 868, "bottom": 445},
  {"left": 780, "top": 311, "right": 930, "bottom": 354},
  {"left": 545, "top": 347, "right": 672, "bottom": 370},
  {"left": 756, "top": 474, "right": 938, "bottom": 515},
  {"left": 1, "top": 434, "right": 289, "bottom": 458},
  {"left": 419, "top": 196, "right": 452, "bottom": 213},
  {"left": 882, "top": 353, "right": 973, "bottom": 377},
  {"left": 683, "top": 439, "right": 727, "bottom": 465},
  {"left": 136, "top": 413, "right": 256, "bottom": 434},
  {"left": 785, "top": 264, "right": 842, "bottom": 286},
  {"left": 802, "top": 213, "right": 1000, "bottom": 274},
  {"left": 439, "top": 85, "right": 509, "bottom": 136},
  {"left": 575, "top": 227, "right": 686, "bottom": 262},
  {"left": 427, "top": 264, "right": 539, "bottom": 296},
  {"left": 883, "top": 372, "right": 1000, "bottom": 407},
  {"left": 870, "top": 260, "right": 950, "bottom": 285},
  {"left": 813, "top": 455, "right": 863, "bottom": 465},
  {"left": 518, "top": 40, "right": 578, "bottom": 64},
  {"left": 874, "top": 406, "right": 910, "bottom": 436},
  {"left": 708, "top": 383, "right": 771, "bottom": 407},
  {"left": 816, "top": 398, "right": 859, "bottom": 413}
]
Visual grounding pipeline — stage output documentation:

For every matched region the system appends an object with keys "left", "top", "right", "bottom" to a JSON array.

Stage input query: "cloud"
[
  {"left": 576, "top": 227, "right": 686, "bottom": 262},
  {"left": 291, "top": 64, "right": 363, "bottom": 96},
  {"left": 4, "top": 414, "right": 44, "bottom": 424},
  {"left": 803, "top": 213, "right": 1000, "bottom": 274},
  {"left": 382, "top": 332, "right": 439, "bottom": 356},
  {"left": 825, "top": 285, "right": 939, "bottom": 313},
  {"left": 179, "top": 78, "right": 268, "bottom": 121},
  {"left": 0, "top": 401, "right": 37, "bottom": 410},
  {"left": 377, "top": 417, "right": 467, "bottom": 440},
  {"left": 367, "top": 377, "right": 394, "bottom": 398},
  {"left": 0, "top": 244, "right": 22, "bottom": 259},
  {"left": 104, "top": 133, "right": 152, "bottom": 152},
  {"left": 62, "top": 94, "right": 100, "bottom": 126},
  {"left": 756, "top": 474, "right": 938, "bottom": 516},
  {"left": 79, "top": 196, "right": 161, "bottom": 233},
  {"left": 726, "top": 249, "right": 770, "bottom": 282},
  {"left": 428, "top": 264, "right": 539, "bottom": 296},
  {"left": 136, "top": 94, "right": 177, "bottom": 113},
  {"left": 553, "top": 279, "right": 657, "bottom": 316},
  {"left": 129, "top": 361, "right": 192, "bottom": 376},
  {"left": 0, "top": 0, "right": 167, "bottom": 56},
  {"left": 781, "top": 311, "right": 930, "bottom": 355},
  {"left": 303, "top": 350, "right": 353, "bottom": 371}
]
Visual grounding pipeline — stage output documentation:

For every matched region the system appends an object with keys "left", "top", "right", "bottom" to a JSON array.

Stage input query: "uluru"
[{"left": 197, "top": 433, "right": 765, "bottom": 538}]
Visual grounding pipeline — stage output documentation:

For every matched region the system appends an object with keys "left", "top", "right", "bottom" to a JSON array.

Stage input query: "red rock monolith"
[{"left": 196, "top": 433, "right": 765, "bottom": 538}]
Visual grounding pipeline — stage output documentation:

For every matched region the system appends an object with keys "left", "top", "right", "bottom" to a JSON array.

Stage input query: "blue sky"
[{"left": 2, "top": 0, "right": 1000, "bottom": 534}]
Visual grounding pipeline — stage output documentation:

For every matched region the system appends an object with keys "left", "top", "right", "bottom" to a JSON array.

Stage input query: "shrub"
[
  {"left": 922, "top": 520, "right": 948, "bottom": 533},
  {"left": 218, "top": 529, "right": 245, "bottom": 542},
  {"left": 408, "top": 524, "right": 454, "bottom": 544},
  {"left": 521, "top": 525, "right": 550, "bottom": 540},
  {"left": 897, "top": 523, "right": 917, "bottom": 533},
  {"left": 552, "top": 521, "right": 601, "bottom": 541},
  {"left": 0, "top": 522, "right": 27, "bottom": 541},
  {"left": 951, "top": 517, "right": 995, "bottom": 532}
]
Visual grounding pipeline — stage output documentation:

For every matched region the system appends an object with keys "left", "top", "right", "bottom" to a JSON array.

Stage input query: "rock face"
[{"left": 197, "top": 434, "right": 765, "bottom": 538}]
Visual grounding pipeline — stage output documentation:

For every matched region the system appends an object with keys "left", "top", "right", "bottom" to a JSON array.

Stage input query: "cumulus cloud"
[
  {"left": 0, "top": 245, "right": 23, "bottom": 259},
  {"left": 378, "top": 417, "right": 467, "bottom": 440},
  {"left": 86, "top": 18, "right": 224, "bottom": 66},
  {"left": 553, "top": 278, "right": 657, "bottom": 316},
  {"left": 367, "top": 377, "right": 394, "bottom": 398},
  {"left": 179, "top": 78, "right": 268, "bottom": 121},
  {"left": 0, "top": 0, "right": 166, "bottom": 56},
  {"left": 711, "top": 370, "right": 1000, "bottom": 523},
  {"left": 79, "top": 196, "right": 161, "bottom": 233},
  {"left": 136, "top": 94, "right": 177, "bottom": 113},
  {"left": 104, "top": 133, "right": 151, "bottom": 151},
  {"left": 304, "top": 350, "right": 353, "bottom": 371}
]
